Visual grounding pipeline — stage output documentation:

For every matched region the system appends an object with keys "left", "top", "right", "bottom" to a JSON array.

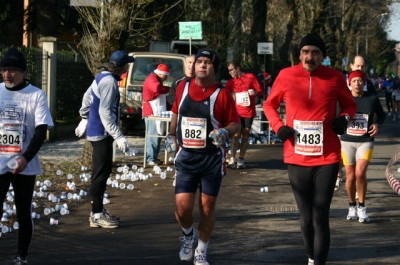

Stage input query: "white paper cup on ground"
[
  {"left": 50, "top": 218, "right": 59, "bottom": 225},
  {"left": 1, "top": 226, "right": 12, "bottom": 233},
  {"left": 60, "top": 208, "right": 69, "bottom": 215},
  {"left": 31, "top": 212, "right": 40, "bottom": 219}
]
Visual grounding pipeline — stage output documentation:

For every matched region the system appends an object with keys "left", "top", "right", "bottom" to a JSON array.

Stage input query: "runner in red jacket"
[
  {"left": 263, "top": 32, "right": 357, "bottom": 265},
  {"left": 225, "top": 60, "right": 263, "bottom": 169}
]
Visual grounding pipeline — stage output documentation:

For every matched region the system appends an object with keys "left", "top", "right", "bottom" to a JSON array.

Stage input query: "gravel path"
[{"left": 38, "top": 136, "right": 146, "bottom": 162}]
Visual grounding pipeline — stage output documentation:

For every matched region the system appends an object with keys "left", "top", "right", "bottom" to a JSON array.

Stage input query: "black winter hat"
[
  {"left": 194, "top": 48, "right": 220, "bottom": 74},
  {"left": 0, "top": 48, "right": 27, "bottom": 71},
  {"left": 299, "top": 32, "right": 327, "bottom": 57}
]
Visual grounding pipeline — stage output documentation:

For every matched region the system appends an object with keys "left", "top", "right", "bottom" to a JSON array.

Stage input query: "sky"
[{"left": 387, "top": 2, "right": 400, "bottom": 41}]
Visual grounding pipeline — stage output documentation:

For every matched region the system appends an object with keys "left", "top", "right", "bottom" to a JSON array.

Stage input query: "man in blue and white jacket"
[{"left": 75, "top": 50, "right": 134, "bottom": 228}]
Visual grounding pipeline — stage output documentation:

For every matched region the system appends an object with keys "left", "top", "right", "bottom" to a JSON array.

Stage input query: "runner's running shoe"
[
  {"left": 228, "top": 157, "right": 236, "bottom": 169},
  {"left": 90, "top": 214, "right": 119, "bottom": 228},
  {"left": 89, "top": 209, "right": 119, "bottom": 222},
  {"left": 357, "top": 206, "right": 370, "bottom": 223},
  {"left": 194, "top": 249, "right": 209, "bottom": 265},
  {"left": 347, "top": 206, "right": 358, "bottom": 221},
  {"left": 103, "top": 208, "right": 120, "bottom": 221},
  {"left": 12, "top": 257, "right": 27, "bottom": 265},
  {"left": 179, "top": 228, "right": 198, "bottom": 261},
  {"left": 237, "top": 158, "right": 245, "bottom": 169}
]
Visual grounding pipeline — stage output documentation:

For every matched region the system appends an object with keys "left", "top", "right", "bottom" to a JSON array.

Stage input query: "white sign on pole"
[
  {"left": 257, "top": 42, "right": 273, "bottom": 55},
  {"left": 179, "top": 21, "right": 202, "bottom": 40}
]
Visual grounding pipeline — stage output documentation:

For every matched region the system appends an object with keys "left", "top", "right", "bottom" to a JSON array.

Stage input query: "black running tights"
[
  {"left": 287, "top": 163, "right": 338, "bottom": 265},
  {"left": 90, "top": 136, "right": 114, "bottom": 213},
  {"left": 0, "top": 172, "right": 36, "bottom": 258}
]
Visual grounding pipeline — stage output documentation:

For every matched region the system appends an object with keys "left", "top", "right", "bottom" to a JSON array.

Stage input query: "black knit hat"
[
  {"left": 299, "top": 32, "right": 327, "bottom": 57},
  {"left": 0, "top": 48, "right": 27, "bottom": 71},
  {"left": 194, "top": 48, "right": 220, "bottom": 74}
]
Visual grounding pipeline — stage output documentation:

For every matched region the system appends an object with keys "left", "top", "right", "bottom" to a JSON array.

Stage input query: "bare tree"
[
  {"left": 72, "top": 0, "right": 183, "bottom": 165},
  {"left": 73, "top": 0, "right": 183, "bottom": 74}
]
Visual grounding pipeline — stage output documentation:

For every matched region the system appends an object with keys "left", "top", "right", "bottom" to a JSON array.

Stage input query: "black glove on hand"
[
  {"left": 277, "top": 126, "right": 295, "bottom": 142},
  {"left": 332, "top": 116, "right": 348, "bottom": 135}
]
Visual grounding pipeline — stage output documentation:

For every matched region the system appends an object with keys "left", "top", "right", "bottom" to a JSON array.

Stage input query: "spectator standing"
[
  {"left": 225, "top": 60, "right": 263, "bottom": 169},
  {"left": 382, "top": 75, "right": 394, "bottom": 117},
  {"left": 165, "top": 48, "right": 240, "bottom": 265},
  {"left": 167, "top": 55, "right": 195, "bottom": 110},
  {"left": 75, "top": 50, "right": 133, "bottom": 228},
  {"left": 257, "top": 71, "right": 272, "bottom": 100},
  {"left": 0, "top": 48, "right": 54, "bottom": 265},
  {"left": 142, "top": 64, "right": 171, "bottom": 165},
  {"left": 341, "top": 70, "right": 385, "bottom": 223},
  {"left": 263, "top": 33, "right": 357, "bottom": 265},
  {"left": 393, "top": 76, "right": 400, "bottom": 120}
]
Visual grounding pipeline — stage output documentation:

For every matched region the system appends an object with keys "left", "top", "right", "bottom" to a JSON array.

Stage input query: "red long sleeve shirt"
[
  {"left": 225, "top": 73, "right": 263, "bottom": 118},
  {"left": 263, "top": 63, "right": 357, "bottom": 166}
]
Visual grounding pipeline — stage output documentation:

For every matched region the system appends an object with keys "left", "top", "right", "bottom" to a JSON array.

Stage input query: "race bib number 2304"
[{"left": 0, "top": 123, "right": 23, "bottom": 155}]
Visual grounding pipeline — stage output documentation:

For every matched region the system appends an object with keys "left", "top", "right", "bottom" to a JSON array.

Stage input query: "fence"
[{"left": 56, "top": 53, "right": 93, "bottom": 120}]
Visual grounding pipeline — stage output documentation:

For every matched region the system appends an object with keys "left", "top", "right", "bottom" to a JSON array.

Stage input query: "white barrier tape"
[{"left": 385, "top": 149, "right": 400, "bottom": 195}]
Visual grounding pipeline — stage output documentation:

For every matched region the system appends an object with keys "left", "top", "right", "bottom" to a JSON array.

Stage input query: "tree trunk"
[{"left": 249, "top": 0, "right": 267, "bottom": 71}]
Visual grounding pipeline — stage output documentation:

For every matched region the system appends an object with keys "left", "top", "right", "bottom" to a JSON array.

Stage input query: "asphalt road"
[{"left": 1, "top": 109, "right": 400, "bottom": 265}]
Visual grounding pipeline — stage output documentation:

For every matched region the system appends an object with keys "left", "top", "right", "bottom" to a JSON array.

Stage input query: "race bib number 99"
[{"left": 294, "top": 120, "right": 323, "bottom": 156}]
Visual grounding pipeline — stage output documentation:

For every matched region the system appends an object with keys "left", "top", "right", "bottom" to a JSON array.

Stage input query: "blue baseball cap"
[{"left": 108, "top": 50, "right": 134, "bottom": 67}]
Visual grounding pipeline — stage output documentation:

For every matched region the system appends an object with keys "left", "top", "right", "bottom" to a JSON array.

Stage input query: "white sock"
[
  {"left": 93, "top": 212, "right": 102, "bottom": 219},
  {"left": 197, "top": 239, "right": 209, "bottom": 254},
  {"left": 182, "top": 226, "right": 193, "bottom": 235}
]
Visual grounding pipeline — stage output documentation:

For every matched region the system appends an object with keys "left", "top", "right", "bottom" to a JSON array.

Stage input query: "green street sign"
[{"left": 179, "top": 21, "right": 202, "bottom": 40}]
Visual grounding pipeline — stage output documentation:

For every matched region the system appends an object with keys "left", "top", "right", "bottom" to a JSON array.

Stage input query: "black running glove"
[
  {"left": 277, "top": 126, "right": 295, "bottom": 142},
  {"left": 332, "top": 116, "right": 348, "bottom": 135}
]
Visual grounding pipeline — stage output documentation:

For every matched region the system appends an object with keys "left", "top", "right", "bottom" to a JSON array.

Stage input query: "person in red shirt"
[
  {"left": 225, "top": 61, "right": 263, "bottom": 169},
  {"left": 257, "top": 71, "right": 272, "bottom": 99},
  {"left": 165, "top": 49, "right": 240, "bottom": 265},
  {"left": 142, "top": 64, "right": 170, "bottom": 165},
  {"left": 264, "top": 32, "right": 357, "bottom": 265}
]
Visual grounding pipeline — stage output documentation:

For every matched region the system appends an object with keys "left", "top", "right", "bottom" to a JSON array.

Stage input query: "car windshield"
[{"left": 130, "top": 57, "right": 184, "bottom": 82}]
